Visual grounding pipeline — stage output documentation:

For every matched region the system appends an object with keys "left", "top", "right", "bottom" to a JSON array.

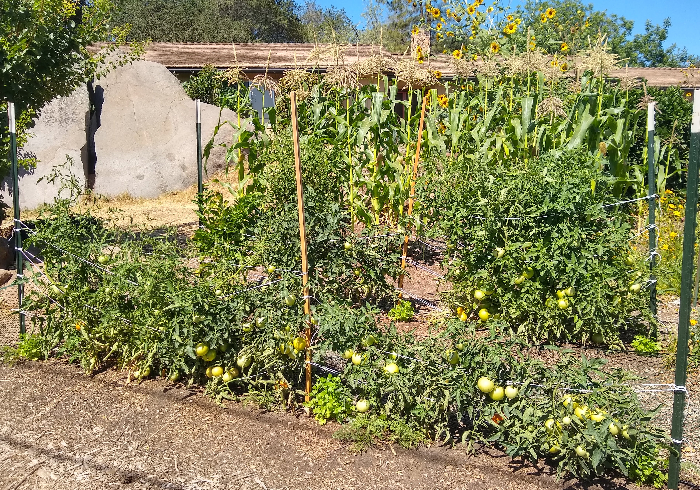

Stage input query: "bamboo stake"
[
  {"left": 398, "top": 95, "right": 429, "bottom": 294},
  {"left": 290, "top": 92, "right": 312, "bottom": 403},
  {"left": 667, "top": 89, "right": 699, "bottom": 489}
]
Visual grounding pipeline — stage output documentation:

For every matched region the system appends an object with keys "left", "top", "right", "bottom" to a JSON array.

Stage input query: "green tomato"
[
  {"left": 211, "top": 366, "right": 224, "bottom": 377},
  {"left": 195, "top": 342, "right": 210, "bottom": 357},
  {"left": 202, "top": 350, "right": 216, "bottom": 362},
  {"left": 557, "top": 298, "right": 569, "bottom": 310},
  {"left": 504, "top": 386, "right": 518, "bottom": 399},
  {"left": 285, "top": 295, "right": 297, "bottom": 307},
  {"left": 478, "top": 308, "right": 490, "bottom": 321},
  {"left": 97, "top": 255, "right": 110, "bottom": 265},
  {"left": 477, "top": 377, "right": 494, "bottom": 393},
  {"left": 474, "top": 289, "right": 486, "bottom": 301},
  {"left": 489, "top": 386, "right": 505, "bottom": 401},
  {"left": 384, "top": 362, "right": 399, "bottom": 375},
  {"left": 344, "top": 242, "right": 353, "bottom": 251},
  {"left": 523, "top": 267, "right": 535, "bottom": 279},
  {"left": 355, "top": 399, "right": 369, "bottom": 413},
  {"left": 514, "top": 275, "right": 525, "bottom": 285}
]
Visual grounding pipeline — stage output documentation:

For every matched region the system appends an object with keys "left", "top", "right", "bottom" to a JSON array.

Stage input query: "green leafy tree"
[
  {"left": 299, "top": 1, "right": 358, "bottom": 44},
  {"left": 1, "top": 0, "right": 135, "bottom": 178},
  {"left": 112, "top": 0, "right": 306, "bottom": 43}
]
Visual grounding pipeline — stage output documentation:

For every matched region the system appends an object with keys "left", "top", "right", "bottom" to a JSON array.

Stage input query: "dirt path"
[{"left": 0, "top": 360, "right": 644, "bottom": 490}]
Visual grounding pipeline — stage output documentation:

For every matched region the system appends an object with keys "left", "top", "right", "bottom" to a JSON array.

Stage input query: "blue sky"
[{"left": 314, "top": 0, "right": 700, "bottom": 57}]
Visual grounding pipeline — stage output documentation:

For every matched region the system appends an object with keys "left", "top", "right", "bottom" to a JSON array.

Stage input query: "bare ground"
[
  {"left": 0, "top": 360, "right": 644, "bottom": 490},
  {"left": 0, "top": 184, "right": 699, "bottom": 488}
]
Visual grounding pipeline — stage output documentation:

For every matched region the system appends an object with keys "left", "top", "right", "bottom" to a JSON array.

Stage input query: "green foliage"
[
  {"left": 0, "top": 0, "right": 139, "bottom": 180},
  {"left": 112, "top": 0, "right": 306, "bottom": 43},
  {"left": 334, "top": 413, "right": 429, "bottom": 451},
  {"left": 182, "top": 65, "right": 254, "bottom": 117},
  {"left": 388, "top": 300, "right": 415, "bottom": 322},
  {"left": 419, "top": 148, "right": 651, "bottom": 342},
  {"left": 629, "top": 445, "right": 668, "bottom": 488},
  {"left": 0, "top": 333, "right": 50, "bottom": 362},
  {"left": 305, "top": 375, "right": 353, "bottom": 424},
  {"left": 631, "top": 335, "right": 661, "bottom": 356}
]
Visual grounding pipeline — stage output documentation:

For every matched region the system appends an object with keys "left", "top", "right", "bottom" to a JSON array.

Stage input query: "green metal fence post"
[
  {"left": 648, "top": 102, "right": 657, "bottom": 318},
  {"left": 667, "top": 89, "right": 699, "bottom": 489},
  {"left": 196, "top": 99, "right": 203, "bottom": 227},
  {"left": 8, "top": 102, "right": 25, "bottom": 335}
]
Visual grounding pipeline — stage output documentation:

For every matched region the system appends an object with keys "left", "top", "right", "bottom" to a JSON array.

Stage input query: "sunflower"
[
  {"left": 434, "top": 70, "right": 443, "bottom": 79},
  {"left": 560, "top": 42, "right": 569, "bottom": 52},
  {"left": 503, "top": 23, "right": 516, "bottom": 35},
  {"left": 540, "top": 13, "right": 547, "bottom": 23},
  {"left": 431, "top": 7, "right": 440, "bottom": 18},
  {"left": 436, "top": 32, "right": 443, "bottom": 40},
  {"left": 446, "top": 31, "right": 454, "bottom": 37},
  {"left": 452, "top": 49, "right": 463, "bottom": 59},
  {"left": 507, "top": 14, "right": 513, "bottom": 21},
  {"left": 437, "top": 94, "right": 449, "bottom": 108},
  {"left": 487, "top": 6, "right": 493, "bottom": 12},
  {"left": 490, "top": 41, "right": 500, "bottom": 54},
  {"left": 436, "top": 22, "right": 443, "bottom": 30},
  {"left": 515, "top": 18, "right": 521, "bottom": 25},
  {"left": 467, "top": 4, "right": 476, "bottom": 15},
  {"left": 560, "top": 62, "right": 569, "bottom": 72},
  {"left": 546, "top": 7, "right": 556, "bottom": 18},
  {"left": 475, "top": 0, "right": 483, "bottom": 5},
  {"left": 411, "top": 25, "right": 419, "bottom": 35}
]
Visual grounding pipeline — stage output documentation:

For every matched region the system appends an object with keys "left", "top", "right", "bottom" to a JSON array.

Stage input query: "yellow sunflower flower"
[
  {"left": 560, "top": 42, "right": 569, "bottom": 52},
  {"left": 432, "top": 7, "right": 440, "bottom": 18},
  {"left": 490, "top": 41, "right": 500, "bottom": 54},
  {"left": 436, "top": 32, "right": 443, "bottom": 40},
  {"left": 438, "top": 94, "right": 448, "bottom": 108},
  {"left": 467, "top": 4, "right": 476, "bottom": 15},
  {"left": 560, "top": 62, "right": 569, "bottom": 72},
  {"left": 434, "top": 70, "right": 443, "bottom": 79},
  {"left": 546, "top": 7, "right": 556, "bottom": 18},
  {"left": 507, "top": 14, "right": 513, "bottom": 21},
  {"left": 503, "top": 23, "right": 516, "bottom": 35},
  {"left": 453, "top": 49, "right": 463, "bottom": 59},
  {"left": 412, "top": 26, "right": 419, "bottom": 35},
  {"left": 691, "top": 319, "right": 698, "bottom": 326},
  {"left": 540, "top": 13, "right": 547, "bottom": 23},
  {"left": 487, "top": 6, "right": 493, "bottom": 12},
  {"left": 436, "top": 22, "right": 443, "bottom": 30}
]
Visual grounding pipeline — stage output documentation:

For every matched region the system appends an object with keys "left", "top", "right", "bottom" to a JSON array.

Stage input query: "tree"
[
  {"left": 299, "top": 1, "right": 358, "bottom": 44},
  {"left": 360, "top": 0, "right": 428, "bottom": 53},
  {"left": 621, "top": 19, "right": 700, "bottom": 67},
  {"left": 1, "top": 0, "right": 133, "bottom": 177},
  {"left": 112, "top": 0, "right": 306, "bottom": 43}
]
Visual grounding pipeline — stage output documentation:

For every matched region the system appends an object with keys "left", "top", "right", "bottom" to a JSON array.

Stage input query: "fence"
[{"left": 4, "top": 89, "right": 700, "bottom": 488}]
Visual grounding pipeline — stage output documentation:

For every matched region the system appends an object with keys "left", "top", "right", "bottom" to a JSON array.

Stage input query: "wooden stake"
[
  {"left": 290, "top": 92, "right": 313, "bottom": 403},
  {"left": 398, "top": 95, "right": 429, "bottom": 294}
]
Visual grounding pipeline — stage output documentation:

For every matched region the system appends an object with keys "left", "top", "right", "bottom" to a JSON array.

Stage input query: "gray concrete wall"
[
  {"left": 1, "top": 88, "right": 89, "bottom": 210},
  {"left": 3, "top": 60, "right": 237, "bottom": 210}
]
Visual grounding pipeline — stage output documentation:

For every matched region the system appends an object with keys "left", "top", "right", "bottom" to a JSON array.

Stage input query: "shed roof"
[{"left": 108, "top": 42, "right": 700, "bottom": 88}]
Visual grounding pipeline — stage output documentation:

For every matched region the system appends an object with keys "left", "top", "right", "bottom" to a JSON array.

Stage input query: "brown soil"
[
  {"left": 0, "top": 184, "right": 699, "bottom": 488},
  {"left": 0, "top": 359, "right": 643, "bottom": 490}
]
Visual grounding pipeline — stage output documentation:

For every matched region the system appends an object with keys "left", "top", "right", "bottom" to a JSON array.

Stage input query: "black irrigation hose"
[{"left": 681, "top": 480, "right": 700, "bottom": 489}]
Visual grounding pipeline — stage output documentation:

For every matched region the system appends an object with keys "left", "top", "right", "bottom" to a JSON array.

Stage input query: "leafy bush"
[
  {"left": 418, "top": 148, "right": 652, "bottom": 342},
  {"left": 388, "top": 299, "right": 415, "bottom": 321},
  {"left": 631, "top": 335, "right": 661, "bottom": 356},
  {"left": 305, "top": 375, "right": 353, "bottom": 424}
]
